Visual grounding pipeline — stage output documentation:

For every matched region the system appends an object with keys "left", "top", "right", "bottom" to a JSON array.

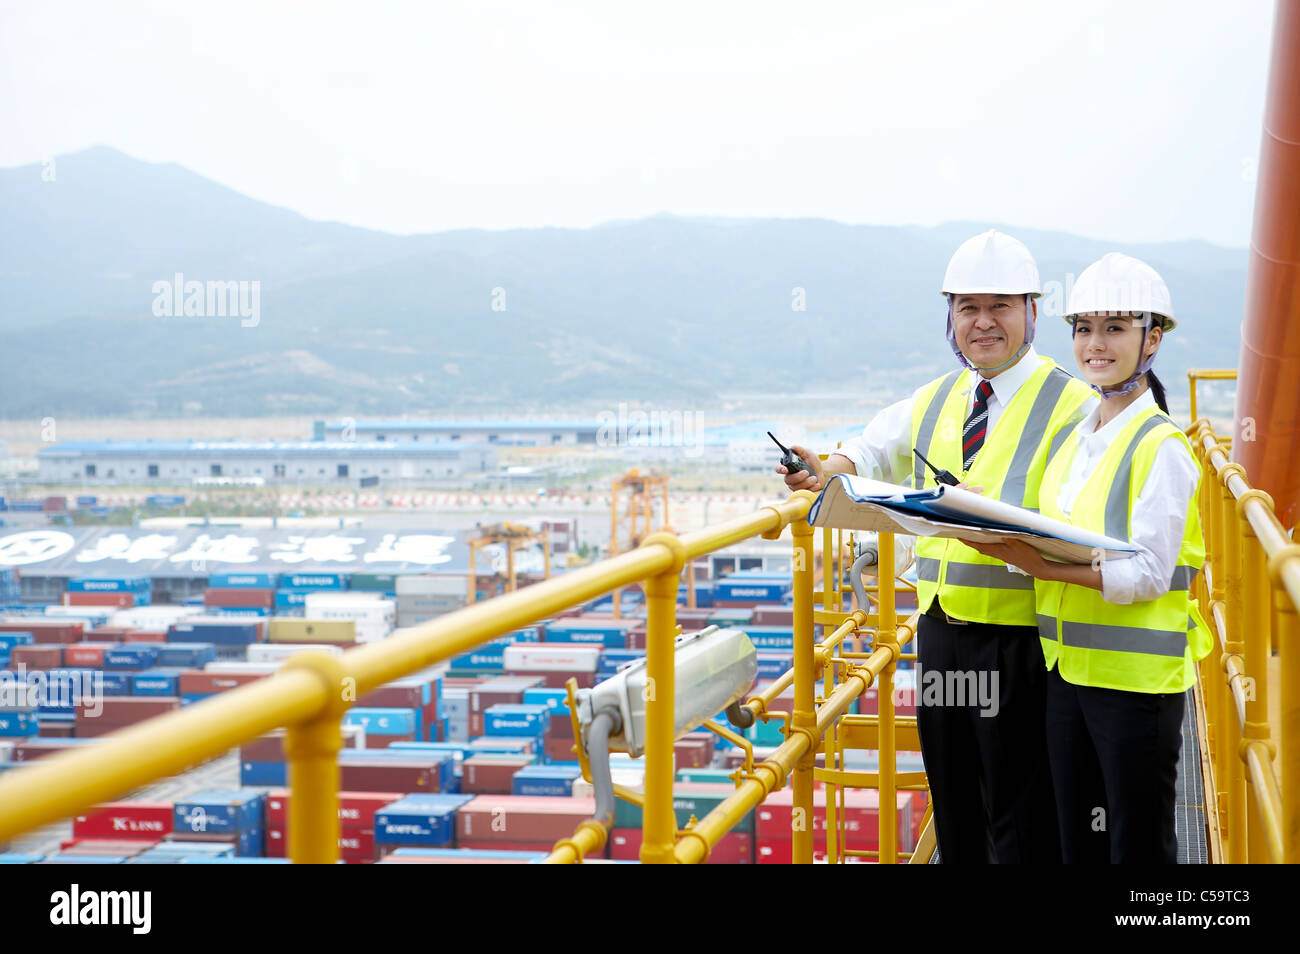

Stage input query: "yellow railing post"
[
  {"left": 791, "top": 512, "right": 818, "bottom": 864},
  {"left": 1219, "top": 464, "right": 1247, "bottom": 864},
  {"left": 639, "top": 531, "right": 687, "bottom": 864},
  {"left": 1237, "top": 490, "right": 1273, "bottom": 864},
  {"left": 1270, "top": 545, "right": 1300, "bottom": 864},
  {"left": 876, "top": 531, "right": 899, "bottom": 864},
  {"left": 281, "top": 652, "right": 351, "bottom": 865}
]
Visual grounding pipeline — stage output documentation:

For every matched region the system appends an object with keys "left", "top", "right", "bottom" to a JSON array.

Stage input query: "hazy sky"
[{"left": 0, "top": 1, "right": 1275, "bottom": 245}]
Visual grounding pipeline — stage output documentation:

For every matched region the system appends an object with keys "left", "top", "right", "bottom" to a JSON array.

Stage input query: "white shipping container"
[
  {"left": 503, "top": 644, "right": 602, "bottom": 673},
  {"left": 396, "top": 575, "right": 469, "bottom": 597},
  {"left": 109, "top": 606, "right": 203, "bottom": 629},
  {"left": 246, "top": 643, "right": 344, "bottom": 663},
  {"left": 203, "top": 661, "right": 279, "bottom": 674}
]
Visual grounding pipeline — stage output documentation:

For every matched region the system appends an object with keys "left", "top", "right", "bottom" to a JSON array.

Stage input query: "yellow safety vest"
[
  {"left": 911, "top": 357, "right": 1094, "bottom": 626},
  {"left": 1035, "top": 406, "right": 1212, "bottom": 693}
]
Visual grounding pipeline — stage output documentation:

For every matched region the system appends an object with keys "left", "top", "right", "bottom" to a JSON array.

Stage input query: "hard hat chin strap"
[{"left": 945, "top": 293, "right": 1034, "bottom": 375}]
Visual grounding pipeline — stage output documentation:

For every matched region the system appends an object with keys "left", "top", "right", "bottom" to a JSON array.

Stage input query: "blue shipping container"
[
  {"left": 374, "top": 794, "right": 473, "bottom": 846},
  {"left": 155, "top": 643, "right": 216, "bottom": 668},
  {"left": 278, "top": 573, "right": 345, "bottom": 589},
  {"left": 483, "top": 704, "right": 550, "bottom": 738},
  {"left": 168, "top": 621, "right": 260, "bottom": 645},
  {"left": 104, "top": 645, "right": 160, "bottom": 670},
  {"left": 343, "top": 707, "right": 420, "bottom": 738},
  {"left": 240, "top": 761, "right": 287, "bottom": 787},
  {"left": 208, "top": 572, "right": 276, "bottom": 589},
  {"left": 174, "top": 790, "right": 264, "bottom": 834},
  {"left": 131, "top": 668, "right": 187, "bottom": 696}
]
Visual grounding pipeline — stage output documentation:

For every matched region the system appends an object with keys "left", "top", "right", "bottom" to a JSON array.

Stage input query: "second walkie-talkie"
[{"left": 913, "top": 447, "right": 960, "bottom": 487}]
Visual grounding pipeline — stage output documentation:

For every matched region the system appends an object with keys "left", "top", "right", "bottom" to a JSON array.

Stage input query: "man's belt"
[{"left": 923, "top": 599, "right": 970, "bottom": 626}]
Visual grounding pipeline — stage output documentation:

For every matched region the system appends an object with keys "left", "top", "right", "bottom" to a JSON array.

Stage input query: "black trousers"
[
  {"left": 915, "top": 610, "right": 1060, "bottom": 863},
  {"left": 1045, "top": 666, "right": 1184, "bottom": 864}
]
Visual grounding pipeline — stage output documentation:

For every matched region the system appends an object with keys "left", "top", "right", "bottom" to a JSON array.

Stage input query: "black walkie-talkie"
[
  {"left": 768, "top": 432, "right": 809, "bottom": 475},
  {"left": 913, "top": 447, "right": 959, "bottom": 487}
]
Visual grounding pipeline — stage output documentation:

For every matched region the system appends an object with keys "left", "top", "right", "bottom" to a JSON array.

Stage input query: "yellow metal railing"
[
  {"left": 0, "top": 488, "right": 913, "bottom": 864},
  {"left": 1188, "top": 369, "right": 1299, "bottom": 864}
]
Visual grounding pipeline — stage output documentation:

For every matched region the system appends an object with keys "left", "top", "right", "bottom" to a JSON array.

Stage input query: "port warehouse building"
[
  {"left": 317, "top": 419, "right": 602, "bottom": 446},
  {"left": 36, "top": 440, "right": 497, "bottom": 485}
]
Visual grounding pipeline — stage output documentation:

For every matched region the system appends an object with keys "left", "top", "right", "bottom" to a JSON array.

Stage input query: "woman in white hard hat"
[{"left": 968, "top": 252, "right": 1212, "bottom": 863}]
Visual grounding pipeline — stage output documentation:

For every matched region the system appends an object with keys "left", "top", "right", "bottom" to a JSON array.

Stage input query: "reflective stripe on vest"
[
  {"left": 1035, "top": 405, "right": 1209, "bottom": 692},
  {"left": 998, "top": 369, "right": 1073, "bottom": 507},
  {"left": 1038, "top": 616, "right": 1188, "bottom": 658},
  {"left": 1104, "top": 414, "right": 1170, "bottom": 539},
  {"left": 911, "top": 371, "right": 962, "bottom": 488},
  {"left": 910, "top": 359, "right": 1094, "bottom": 627}
]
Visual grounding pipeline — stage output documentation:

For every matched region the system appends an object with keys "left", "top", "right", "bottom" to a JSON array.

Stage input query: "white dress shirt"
[
  {"left": 833, "top": 346, "right": 1062, "bottom": 483},
  {"left": 1054, "top": 390, "right": 1200, "bottom": 605}
]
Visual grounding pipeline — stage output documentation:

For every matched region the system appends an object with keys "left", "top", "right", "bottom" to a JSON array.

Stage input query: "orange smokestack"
[{"left": 1234, "top": 0, "right": 1300, "bottom": 528}]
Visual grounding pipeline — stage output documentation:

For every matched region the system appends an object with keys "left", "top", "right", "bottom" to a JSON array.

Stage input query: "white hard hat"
[
  {"left": 940, "top": 229, "right": 1042, "bottom": 298},
  {"left": 1064, "top": 252, "right": 1176, "bottom": 330}
]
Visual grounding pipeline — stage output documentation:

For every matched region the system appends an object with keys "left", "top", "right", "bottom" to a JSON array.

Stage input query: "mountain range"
[{"left": 0, "top": 147, "right": 1247, "bottom": 418}]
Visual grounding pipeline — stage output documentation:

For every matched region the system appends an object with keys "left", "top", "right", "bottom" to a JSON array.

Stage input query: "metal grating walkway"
[
  {"left": 930, "top": 686, "right": 1209, "bottom": 864},
  {"left": 1175, "top": 686, "right": 1209, "bottom": 864}
]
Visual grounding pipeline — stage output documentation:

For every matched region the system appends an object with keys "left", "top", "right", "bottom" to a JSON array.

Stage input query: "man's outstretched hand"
[{"left": 775, "top": 444, "right": 824, "bottom": 493}]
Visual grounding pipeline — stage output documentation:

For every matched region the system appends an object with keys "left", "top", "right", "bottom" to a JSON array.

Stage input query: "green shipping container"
[{"left": 613, "top": 783, "right": 755, "bottom": 833}]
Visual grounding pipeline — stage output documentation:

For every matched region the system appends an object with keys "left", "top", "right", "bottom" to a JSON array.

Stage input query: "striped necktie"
[{"left": 962, "top": 379, "right": 994, "bottom": 472}]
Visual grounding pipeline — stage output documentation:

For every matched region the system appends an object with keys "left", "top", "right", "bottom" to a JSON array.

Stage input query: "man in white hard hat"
[{"left": 778, "top": 230, "right": 1097, "bottom": 863}]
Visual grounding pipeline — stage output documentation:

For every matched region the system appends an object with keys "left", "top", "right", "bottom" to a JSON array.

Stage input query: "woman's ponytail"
[{"left": 1147, "top": 370, "right": 1169, "bottom": 414}]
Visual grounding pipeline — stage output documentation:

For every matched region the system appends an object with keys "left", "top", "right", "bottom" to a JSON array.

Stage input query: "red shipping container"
[
  {"left": 10, "top": 645, "right": 64, "bottom": 669},
  {"left": 39, "top": 723, "right": 77, "bottom": 738},
  {"left": 204, "top": 587, "right": 275, "bottom": 608},
  {"left": 62, "top": 642, "right": 117, "bottom": 668},
  {"left": 546, "top": 736, "right": 577, "bottom": 763},
  {"left": 339, "top": 759, "right": 442, "bottom": 793},
  {"left": 43, "top": 496, "right": 68, "bottom": 512},
  {"left": 59, "top": 839, "right": 155, "bottom": 856},
  {"left": 376, "top": 850, "right": 540, "bottom": 864},
  {"left": 457, "top": 839, "right": 568, "bottom": 855},
  {"left": 507, "top": 670, "right": 594, "bottom": 690},
  {"left": 77, "top": 696, "right": 181, "bottom": 723},
  {"left": 75, "top": 722, "right": 138, "bottom": 739},
  {"left": 858, "top": 685, "right": 917, "bottom": 717},
  {"left": 73, "top": 802, "right": 173, "bottom": 840},
  {"left": 265, "top": 826, "right": 378, "bottom": 859},
  {"left": 359, "top": 681, "right": 438, "bottom": 712},
  {"left": 610, "top": 827, "right": 753, "bottom": 864},
  {"left": 265, "top": 790, "right": 402, "bottom": 829},
  {"left": 751, "top": 605, "right": 794, "bottom": 627},
  {"left": 0, "top": 621, "right": 84, "bottom": 644},
  {"left": 463, "top": 755, "right": 534, "bottom": 794},
  {"left": 674, "top": 734, "right": 715, "bottom": 769},
  {"left": 456, "top": 795, "right": 596, "bottom": 843},
  {"left": 178, "top": 671, "right": 267, "bottom": 695},
  {"left": 549, "top": 711, "right": 574, "bottom": 740},
  {"left": 242, "top": 730, "right": 361, "bottom": 763},
  {"left": 755, "top": 788, "right": 914, "bottom": 852},
  {"left": 87, "top": 626, "right": 132, "bottom": 640},
  {"left": 65, "top": 591, "right": 134, "bottom": 608},
  {"left": 123, "top": 629, "right": 169, "bottom": 643},
  {"left": 756, "top": 842, "right": 874, "bottom": 864},
  {"left": 13, "top": 740, "right": 93, "bottom": 760}
]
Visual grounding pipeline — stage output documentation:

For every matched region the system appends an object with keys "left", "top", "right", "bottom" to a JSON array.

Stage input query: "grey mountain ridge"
[{"left": 0, "top": 147, "right": 1246, "bottom": 418}]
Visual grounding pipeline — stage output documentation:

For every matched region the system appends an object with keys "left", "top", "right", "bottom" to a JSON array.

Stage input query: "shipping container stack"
[
  {"left": 1, "top": 563, "right": 933, "bottom": 864},
  {"left": 65, "top": 576, "right": 153, "bottom": 609}
]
